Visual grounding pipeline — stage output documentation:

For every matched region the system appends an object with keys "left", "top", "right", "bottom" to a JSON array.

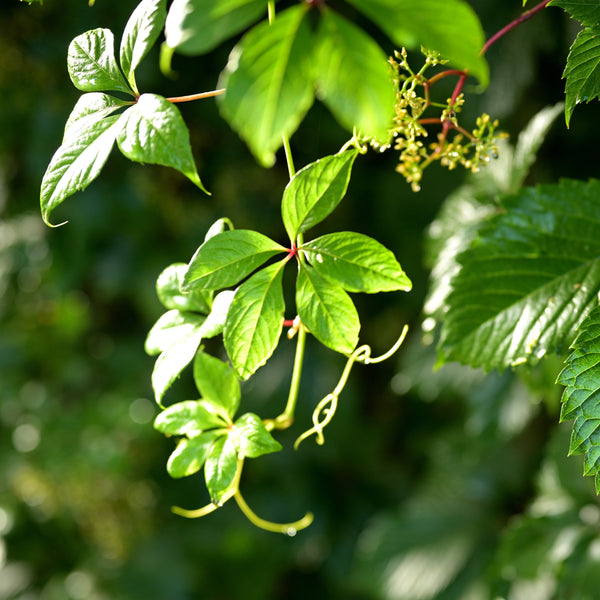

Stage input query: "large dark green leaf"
[
  {"left": 120, "top": 0, "right": 167, "bottom": 93},
  {"left": 224, "top": 261, "right": 286, "bottom": 380},
  {"left": 439, "top": 179, "right": 600, "bottom": 371},
  {"left": 557, "top": 305, "right": 600, "bottom": 492},
  {"left": 40, "top": 114, "right": 124, "bottom": 226},
  {"left": 68, "top": 28, "right": 133, "bottom": 95},
  {"left": 301, "top": 232, "right": 412, "bottom": 294},
  {"left": 296, "top": 265, "right": 359, "bottom": 355},
  {"left": 313, "top": 9, "right": 395, "bottom": 145},
  {"left": 281, "top": 151, "right": 358, "bottom": 241},
  {"left": 346, "top": 0, "right": 488, "bottom": 86},
  {"left": 183, "top": 230, "right": 286, "bottom": 291},
  {"left": 117, "top": 93, "right": 208, "bottom": 192},
  {"left": 204, "top": 436, "right": 239, "bottom": 504},
  {"left": 561, "top": 26, "right": 600, "bottom": 126},
  {"left": 218, "top": 5, "right": 315, "bottom": 166},
  {"left": 165, "top": 0, "right": 265, "bottom": 55},
  {"left": 548, "top": 0, "right": 600, "bottom": 27}
]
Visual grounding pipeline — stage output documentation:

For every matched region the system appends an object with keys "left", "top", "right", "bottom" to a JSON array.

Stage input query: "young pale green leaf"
[
  {"left": 183, "top": 230, "right": 286, "bottom": 291},
  {"left": 165, "top": 0, "right": 265, "bottom": 56},
  {"left": 148, "top": 314, "right": 205, "bottom": 404},
  {"left": 193, "top": 351, "right": 240, "bottom": 422},
  {"left": 154, "top": 399, "right": 227, "bottom": 437},
  {"left": 68, "top": 28, "right": 133, "bottom": 95},
  {"left": 232, "top": 413, "right": 282, "bottom": 458},
  {"left": 156, "top": 263, "right": 212, "bottom": 313},
  {"left": 120, "top": 0, "right": 167, "bottom": 94},
  {"left": 117, "top": 93, "right": 208, "bottom": 192},
  {"left": 144, "top": 309, "right": 205, "bottom": 355},
  {"left": 562, "top": 26, "right": 600, "bottom": 127},
  {"left": 314, "top": 9, "right": 395, "bottom": 145},
  {"left": 296, "top": 265, "right": 359, "bottom": 355},
  {"left": 346, "top": 0, "right": 488, "bottom": 87},
  {"left": 167, "top": 432, "right": 221, "bottom": 478},
  {"left": 439, "top": 179, "right": 600, "bottom": 372},
  {"left": 40, "top": 114, "right": 124, "bottom": 226},
  {"left": 63, "top": 93, "right": 126, "bottom": 141},
  {"left": 218, "top": 5, "right": 315, "bottom": 166},
  {"left": 548, "top": 0, "right": 600, "bottom": 27},
  {"left": 205, "top": 435, "right": 239, "bottom": 504},
  {"left": 224, "top": 261, "right": 286, "bottom": 380},
  {"left": 281, "top": 151, "right": 358, "bottom": 241},
  {"left": 198, "top": 290, "right": 235, "bottom": 339},
  {"left": 557, "top": 304, "right": 600, "bottom": 493},
  {"left": 301, "top": 232, "right": 412, "bottom": 294}
]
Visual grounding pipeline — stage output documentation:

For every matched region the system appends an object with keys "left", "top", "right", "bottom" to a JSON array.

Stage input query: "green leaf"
[
  {"left": 296, "top": 265, "right": 359, "bottom": 355},
  {"left": 557, "top": 305, "right": 600, "bottom": 491},
  {"left": 232, "top": 413, "right": 282, "bottom": 458},
  {"left": 144, "top": 309, "right": 205, "bottom": 355},
  {"left": 218, "top": 5, "right": 315, "bottom": 166},
  {"left": 346, "top": 0, "right": 488, "bottom": 86},
  {"left": 146, "top": 311, "right": 205, "bottom": 403},
  {"left": 314, "top": 9, "right": 396, "bottom": 144},
  {"left": 301, "top": 232, "right": 412, "bottom": 294},
  {"left": 193, "top": 351, "right": 240, "bottom": 422},
  {"left": 167, "top": 432, "right": 221, "bottom": 478},
  {"left": 562, "top": 26, "right": 600, "bottom": 127},
  {"left": 183, "top": 229, "right": 286, "bottom": 291},
  {"left": 63, "top": 92, "right": 126, "bottom": 141},
  {"left": 439, "top": 179, "right": 600, "bottom": 371},
  {"left": 40, "top": 114, "right": 124, "bottom": 226},
  {"left": 117, "top": 93, "right": 208, "bottom": 192},
  {"left": 224, "top": 261, "right": 286, "bottom": 380},
  {"left": 154, "top": 400, "right": 227, "bottom": 436},
  {"left": 205, "top": 436, "right": 239, "bottom": 504},
  {"left": 68, "top": 28, "right": 133, "bottom": 95},
  {"left": 156, "top": 263, "right": 212, "bottom": 313},
  {"left": 120, "top": 0, "right": 167, "bottom": 94},
  {"left": 165, "top": 0, "right": 266, "bottom": 56},
  {"left": 198, "top": 290, "right": 235, "bottom": 339},
  {"left": 548, "top": 0, "right": 600, "bottom": 27},
  {"left": 281, "top": 151, "right": 358, "bottom": 241}
]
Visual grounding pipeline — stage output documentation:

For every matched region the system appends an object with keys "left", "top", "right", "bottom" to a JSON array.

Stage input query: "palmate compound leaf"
[
  {"left": 164, "top": 0, "right": 266, "bottom": 56},
  {"left": 217, "top": 5, "right": 315, "bottom": 167},
  {"left": 561, "top": 25, "right": 600, "bottom": 127},
  {"left": 281, "top": 150, "right": 358, "bottom": 242},
  {"left": 300, "top": 232, "right": 412, "bottom": 294},
  {"left": 557, "top": 305, "right": 600, "bottom": 492},
  {"left": 224, "top": 261, "right": 286, "bottom": 380},
  {"left": 346, "top": 0, "right": 488, "bottom": 87},
  {"left": 438, "top": 179, "right": 600, "bottom": 372}
]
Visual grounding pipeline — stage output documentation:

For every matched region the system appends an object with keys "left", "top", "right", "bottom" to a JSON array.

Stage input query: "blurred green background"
[{"left": 2, "top": 1, "right": 600, "bottom": 599}]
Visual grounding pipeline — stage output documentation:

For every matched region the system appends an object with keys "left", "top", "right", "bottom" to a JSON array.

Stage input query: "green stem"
[
  {"left": 268, "top": 0, "right": 275, "bottom": 24},
  {"left": 282, "top": 134, "right": 296, "bottom": 179}
]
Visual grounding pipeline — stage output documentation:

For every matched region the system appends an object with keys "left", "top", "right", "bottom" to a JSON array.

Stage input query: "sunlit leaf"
[
  {"left": 205, "top": 435, "right": 239, "bottom": 504},
  {"left": 193, "top": 351, "right": 241, "bottom": 421},
  {"left": 218, "top": 5, "right": 315, "bottom": 166},
  {"left": 548, "top": 0, "right": 600, "bottom": 27},
  {"left": 198, "top": 290, "right": 235, "bottom": 339},
  {"left": 281, "top": 151, "right": 358, "bottom": 241},
  {"left": 40, "top": 113, "right": 124, "bottom": 226},
  {"left": 233, "top": 413, "right": 282, "bottom": 458},
  {"left": 224, "top": 261, "right": 286, "bottom": 380},
  {"left": 144, "top": 309, "right": 205, "bottom": 355},
  {"left": 167, "top": 432, "right": 221, "bottom": 478},
  {"left": 296, "top": 265, "right": 359, "bottom": 355},
  {"left": 183, "top": 229, "right": 286, "bottom": 291},
  {"left": 156, "top": 263, "right": 212, "bottom": 313},
  {"left": 346, "top": 0, "right": 488, "bottom": 86},
  {"left": 63, "top": 92, "right": 126, "bottom": 141},
  {"left": 117, "top": 93, "right": 208, "bottom": 192},
  {"left": 154, "top": 400, "right": 227, "bottom": 436},
  {"left": 165, "top": 0, "right": 265, "bottom": 55},
  {"left": 120, "top": 0, "right": 167, "bottom": 93},
  {"left": 561, "top": 26, "right": 600, "bottom": 127},
  {"left": 68, "top": 28, "right": 133, "bottom": 94},
  {"left": 301, "top": 232, "right": 412, "bottom": 294},
  {"left": 439, "top": 179, "right": 600, "bottom": 371},
  {"left": 314, "top": 9, "right": 395, "bottom": 144}
]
